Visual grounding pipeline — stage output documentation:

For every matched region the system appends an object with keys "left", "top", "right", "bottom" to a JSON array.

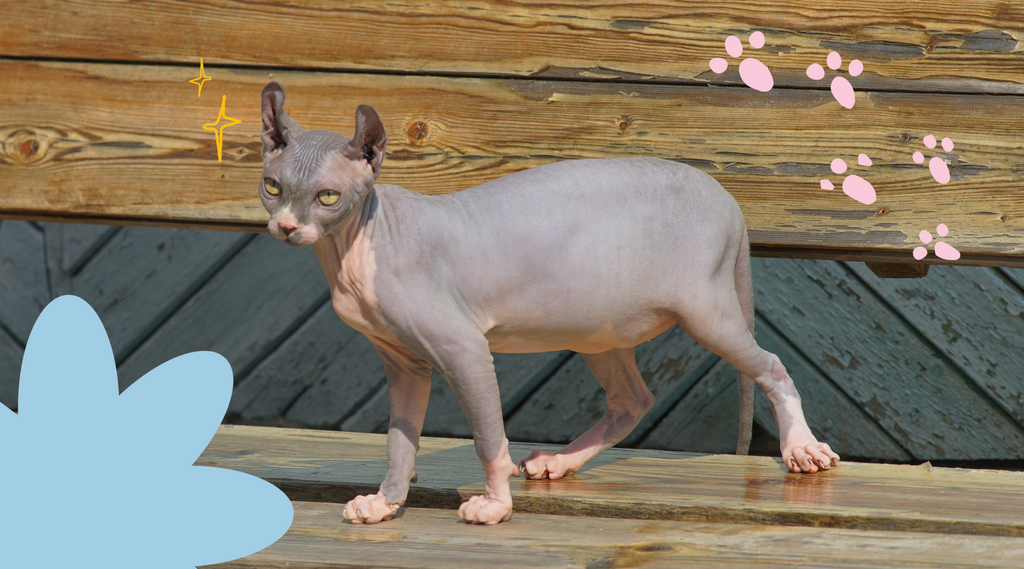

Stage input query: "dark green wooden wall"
[{"left": 3, "top": 220, "right": 1023, "bottom": 463}]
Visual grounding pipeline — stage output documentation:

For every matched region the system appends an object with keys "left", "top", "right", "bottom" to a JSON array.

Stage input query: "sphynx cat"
[{"left": 258, "top": 81, "right": 839, "bottom": 525}]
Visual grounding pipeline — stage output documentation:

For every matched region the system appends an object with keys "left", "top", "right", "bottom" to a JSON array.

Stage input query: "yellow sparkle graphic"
[
  {"left": 189, "top": 58, "right": 212, "bottom": 97},
  {"left": 203, "top": 95, "right": 241, "bottom": 162}
]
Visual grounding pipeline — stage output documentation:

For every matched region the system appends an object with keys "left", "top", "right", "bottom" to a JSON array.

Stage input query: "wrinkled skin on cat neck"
[{"left": 259, "top": 81, "right": 840, "bottom": 526}]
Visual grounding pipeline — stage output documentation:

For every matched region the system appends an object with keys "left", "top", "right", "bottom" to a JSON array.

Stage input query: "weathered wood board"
[
  {"left": 283, "top": 328, "right": 388, "bottom": 429},
  {"left": 222, "top": 501, "right": 1024, "bottom": 569},
  {"left": 505, "top": 326, "right": 718, "bottom": 446},
  {"left": 229, "top": 301, "right": 362, "bottom": 425},
  {"left": 201, "top": 425, "right": 1024, "bottom": 537},
  {"left": 999, "top": 267, "right": 1024, "bottom": 292},
  {"left": 0, "top": 221, "right": 47, "bottom": 410},
  {"left": 3, "top": 219, "right": 1024, "bottom": 460},
  {"left": 115, "top": 235, "right": 326, "bottom": 392},
  {"left": 847, "top": 262, "right": 1024, "bottom": 428},
  {"left": 0, "top": 329, "right": 21, "bottom": 411},
  {"left": 344, "top": 351, "right": 572, "bottom": 438},
  {"left": 745, "top": 318, "right": 914, "bottom": 461},
  {"left": 59, "top": 223, "right": 118, "bottom": 275},
  {"left": 752, "top": 257, "right": 1024, "bottom": 459},
  {"left": 0, "top": 221, "right": 49, "bottom": 345},
  {"left": 214, "top": 502, "right": 1024, "bottom": 569},
  {"left": 641, "top": 358, "right": 744, "bottom": 454},
  {"left": 6, "top": 0, "right": 1022, "bottom": 95},
  {"left": 71, "top": 226, "right": 249, "bottom": 362},
  {"left": 2, "top": 60, "right": 1023, "bottom": 264}
]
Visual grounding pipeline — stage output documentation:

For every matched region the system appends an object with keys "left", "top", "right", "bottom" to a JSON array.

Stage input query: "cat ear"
[
  {"left": 261, "top": 81, "right": 302, "bottom": 159},
  {"left": 346, "top": 104, "right": 387, "bottom": 178}
]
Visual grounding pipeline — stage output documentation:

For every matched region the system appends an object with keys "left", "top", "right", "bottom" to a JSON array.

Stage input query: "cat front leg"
[
  {"left": 424, "top": 333, "right": 520, "bottom": 525},
  {"left": 344, "top": 337, "right": 432, "bottom": 524}
]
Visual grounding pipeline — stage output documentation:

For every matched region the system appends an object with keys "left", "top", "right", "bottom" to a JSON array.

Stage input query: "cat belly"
[{"left": 485, "top": 316, "right": 676, "bottom": 354}]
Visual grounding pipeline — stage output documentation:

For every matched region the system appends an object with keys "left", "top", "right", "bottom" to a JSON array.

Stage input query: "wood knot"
[
  {"left": 925, "top": 43, "right": 936, "bottom": 53},
  {"left": 20, "top": 139, "right": 39, "bottom": 158},
  {"left": 618, "top": 117, "right": 631, "bottom": 131},
  {"left": 876, "top": 207, "right": 888, "bottom": 216},
  {"left": 406, "top": 121, "right": 428, "bottom": 143},
  {"left": 3, "top": 129, "right": 52, "bottom": 165},
  {"left": 899, "top": 133, "right": 911, "bottom": 143},
  {"left": 636, "top": 544, "right": 671, "bottom": 552}
]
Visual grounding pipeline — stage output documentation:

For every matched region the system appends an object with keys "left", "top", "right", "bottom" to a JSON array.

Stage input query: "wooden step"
[
  {"left": 213, "top": 502, "right": 1024, "bottom": 569},
  {"left": 201, "top": 425, "right": 1024, "bottom": 537}
]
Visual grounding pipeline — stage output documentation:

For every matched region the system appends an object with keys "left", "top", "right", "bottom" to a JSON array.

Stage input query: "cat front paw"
[
  {"left": 783, "top": 441, "right": 840, "bottom": 473},
  {"left": 344, "top": 492, "right": 401, "bottom": 524},
  {"left": 458, "top": 494, "right": 513, "bottom": 525}
]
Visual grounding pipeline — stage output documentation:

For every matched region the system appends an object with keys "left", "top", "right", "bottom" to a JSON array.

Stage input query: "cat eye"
[
  {"left": 317, "top": 189, "right": 341, "bottom": 206},
  {"left": 264, "top": 178, "right": 282, "bottom": 196}
]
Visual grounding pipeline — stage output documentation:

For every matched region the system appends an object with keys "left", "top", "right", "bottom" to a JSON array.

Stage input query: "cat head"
[{"left": 259, "top": 81, "right": 387, "bottom": 246}]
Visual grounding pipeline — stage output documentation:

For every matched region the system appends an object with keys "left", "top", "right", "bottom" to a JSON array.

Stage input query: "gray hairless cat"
[{"left": 258, "top": 81, "right": 839, "bottom": 525}]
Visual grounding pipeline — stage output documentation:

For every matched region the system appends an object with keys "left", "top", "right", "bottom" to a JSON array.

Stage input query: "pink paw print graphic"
[
  {"left": 807, "top": 51, "right": 863, "bottom": 109},
  {"left": 913, "top": 135, "right": 954, "bottom": 184},
  {"left": 914, "top": 224, "right": 961, "bottom": 261},
  {"left": 709, "top": 32, "right": 774, "bottom": 92},
  {"left": 821, "top": 154, "right": 876, "bottom": 205}
]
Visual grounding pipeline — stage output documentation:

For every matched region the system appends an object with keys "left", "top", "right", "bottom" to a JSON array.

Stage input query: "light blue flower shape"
[{"left": 0, "top": 295, "right": 293, "bottom": 568}]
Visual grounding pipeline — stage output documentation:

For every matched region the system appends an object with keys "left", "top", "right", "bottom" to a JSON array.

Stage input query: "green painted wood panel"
[
  {"left": 115, "top": 235, "right": 326, "bottom": 392},
  {"left": 504, "top": 326, "right": 718, "bottom": 446},
  {"left": 0, "top": 221, "right": 49, "bottom": 344},
  {"left": 70, "top": 226, "right": 249, "bottom": 362},
  {"left": 752, "top": 257, "right": 1024, "bottom": 460},
  {"left": 848, "top": 263, "right": 1024, "bottom": 428},
  {"left": 342, "top": 352, "right": 572, "bottom": 438}
]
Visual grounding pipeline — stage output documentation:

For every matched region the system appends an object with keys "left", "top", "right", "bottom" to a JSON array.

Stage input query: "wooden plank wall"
[
  {"left": 1, "top": 1, "right": 1023, "bottom": 264},
  {"left": 2, "top": 1, "right": 1024, "bottom": 464},
  {"left": 4, "top": 219, "right": 1024, "bottom": 463}
]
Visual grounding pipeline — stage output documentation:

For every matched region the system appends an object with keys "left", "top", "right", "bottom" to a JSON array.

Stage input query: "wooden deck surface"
[
  {"left": 204, "top": 425, "right": 1024, "bottom": 568},
  {"left": 217, "top": 505, "right": 1024, "bottom": 569}
]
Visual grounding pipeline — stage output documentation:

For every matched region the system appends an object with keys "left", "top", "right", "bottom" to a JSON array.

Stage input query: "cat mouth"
[{"left": 285, "top": 233, "right": 310, "bottom": 247}]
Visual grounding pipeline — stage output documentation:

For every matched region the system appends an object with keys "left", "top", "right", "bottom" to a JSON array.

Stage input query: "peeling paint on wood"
[
  {"left": 641, "top": 359, "right": 741, "bottom": 453},
  {"left": 0, "top": 221, "right": 48, "bottom": 344},
  {"left": 229, "top": 301, "right": 361, "bottom": 424},
  {"left": 752, "top": 257, "right": 1024, "bottom": 459},
  {"left": 504, "top": 326, "right": 718, "bottom": 446},
  {"left": 0, "top": 330, "right": 21, "bottom": 411},
  {"left": 341, "top": 352, "right": 572, "bottom": 437},
  {"left": 285, "top": 333, "right": 387, "bottom": 429},
  {"left": 848, "top": 263, "right": 1024, "bottom": 428},
  {"left": 70, "top": 226, "right": 248, "bottom": 362},
  {"left": 59, "top": 223, "right": 119, "bottom": 274}
]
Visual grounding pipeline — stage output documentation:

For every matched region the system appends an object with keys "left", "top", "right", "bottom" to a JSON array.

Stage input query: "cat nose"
[{"left": 278, "top": 222, "right": 297, "bottom": 235}]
